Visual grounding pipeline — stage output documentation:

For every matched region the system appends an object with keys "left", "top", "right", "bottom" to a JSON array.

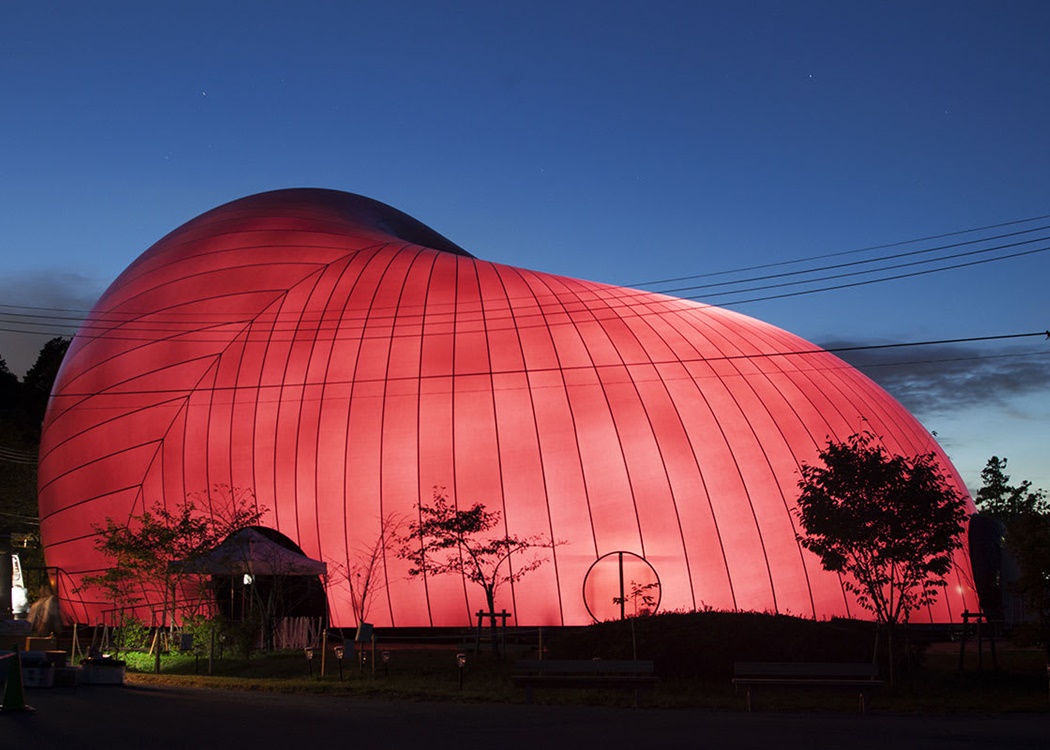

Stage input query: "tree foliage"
[
  {"left": 0, "top": 417, "right": 38, "bottom": 538},
  {"left": 1006, "top": 513, "right": 1050, "bottom": 655},
  {"left": 0, "top": 355, "right": 20, "bottom": 418},
  {"left": 397, "top": 489, "right": 558, "bottom": 626},
  {"left": 795, "top": 432, "right": 969, "bottom": 627},
  {"left": 0, "top": 339, "right": 71, "bottom": 566},
  {"left": 975, "top": 456, "right": 1050, "bottom": 656},
  {"left": 83, "top": 485, "right": 267, "bottom": 621},
  {"left": 975, "top": 455, "right": 1049, "bottom": 522},
  {"left": 18, "top": 336, "right": 70, "bottom": 442},
  {"left": 613, "top": 580, "right": 661, "bottom": 618}
]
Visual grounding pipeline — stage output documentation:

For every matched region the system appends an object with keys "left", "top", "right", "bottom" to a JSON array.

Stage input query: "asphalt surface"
[{"left": 3, "top": 683, "right": 1047, "bottom": 750}]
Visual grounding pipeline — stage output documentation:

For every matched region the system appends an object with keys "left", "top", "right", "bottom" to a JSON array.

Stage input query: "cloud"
[
  {"left": 0, "top": 270, "right": 105, "bottom": 378},
  {"left": 820, "top": 337, "right": 1050, "bottom": 418}
]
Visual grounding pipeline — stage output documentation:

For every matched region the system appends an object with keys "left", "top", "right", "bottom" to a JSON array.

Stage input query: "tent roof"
[{"left": 169, "top": 528, "right": 327, "bottom": 577}]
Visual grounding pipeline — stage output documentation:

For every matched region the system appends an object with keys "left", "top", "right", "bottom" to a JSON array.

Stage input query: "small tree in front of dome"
[
  {"left": 397, "top": 488, "right": 560, "bottom": 655},
  {"left": 794, "top": 431, "right": 969, "bottom": 683},
  {"left": 81, "top": 485, "right": 267, "bottom": 654}
]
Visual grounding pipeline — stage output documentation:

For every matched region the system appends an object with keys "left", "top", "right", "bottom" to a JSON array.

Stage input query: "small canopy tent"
[
  {"left": 170, "top": 528, "right": 327, "bottom": 578},
  {"left": 170, "top": 528, "right": 328, "bottom": 632}
]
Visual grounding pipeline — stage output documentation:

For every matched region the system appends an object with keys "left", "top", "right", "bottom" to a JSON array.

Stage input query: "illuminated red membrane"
[{"left": 38, "top": 188, "right": 976, "bottom": 626}]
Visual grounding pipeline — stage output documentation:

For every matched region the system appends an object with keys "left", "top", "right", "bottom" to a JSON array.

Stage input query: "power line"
[
  {"left": 0, "top": 445, "right": 38, "bottom": 465},
  {"left": 685, "top": 243, "right": 1050, "bottom": 305},
  {"left": 6, "top": 216, "right": 1050, "bottom": 324},
  {"left": 839, "top": 347, "right": 1049, "bottom": 369},
  {"left": 648, "top": 224, "right": 1050, "bottom": 296},
  {"left": 1, "top": 235, "right": 1047, "bottom": 341},
  {"left": 822, "top": 331, "right": 1049, "bottom": 354},
  {"left": 628, "top": 212, "right": 1050, "bottom": 287},
  {"left": 0, "top": 511, "right": 40, "bottom": 525},
  {"left": 0, "top": 219, "right": 1047, "bottom": 341}
]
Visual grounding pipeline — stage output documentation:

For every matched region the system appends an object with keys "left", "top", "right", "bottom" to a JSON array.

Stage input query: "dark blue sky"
[{"left": 2, "top": 1, "right": 1048, "bottom": 489}]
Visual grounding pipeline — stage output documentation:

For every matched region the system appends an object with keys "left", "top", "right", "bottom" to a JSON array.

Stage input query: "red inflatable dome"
[{"left": 38, "top": 189, "right": 977, "bottom": 626}]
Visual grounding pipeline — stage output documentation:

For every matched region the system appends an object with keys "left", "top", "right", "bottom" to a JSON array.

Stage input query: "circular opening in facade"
[{"left": 582, "top": 551, "right": 662, "bottom": 622}]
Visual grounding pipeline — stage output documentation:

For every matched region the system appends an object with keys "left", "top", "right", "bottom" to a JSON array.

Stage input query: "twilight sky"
[{"left": 1, "top": 1, "right": 1047, "bottom": 492}]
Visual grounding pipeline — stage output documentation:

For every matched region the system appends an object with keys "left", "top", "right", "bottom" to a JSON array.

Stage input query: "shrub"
[{"left": 544, "top": 610, "right": 920, "bottom": 679}]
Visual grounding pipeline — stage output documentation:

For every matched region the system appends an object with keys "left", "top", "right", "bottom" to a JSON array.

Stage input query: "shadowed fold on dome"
[{"left": 38, "top": 188, "right": 977, "bottom": 628}]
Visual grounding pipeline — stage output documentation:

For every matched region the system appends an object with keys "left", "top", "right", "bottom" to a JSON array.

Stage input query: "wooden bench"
[
  {"left": 732, "top": 662, "right": 883, "bottom": 713},
  {"left": 513, "top": 659, "right": 657, "bottom": 705}
]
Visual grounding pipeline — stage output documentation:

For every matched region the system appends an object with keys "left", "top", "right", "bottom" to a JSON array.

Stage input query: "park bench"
[
  {"left": 732, "top": 661, "right": 883, "bottom": 713},
  {"left": 513, "top": 659, "right": 657, "bottom": 706}
]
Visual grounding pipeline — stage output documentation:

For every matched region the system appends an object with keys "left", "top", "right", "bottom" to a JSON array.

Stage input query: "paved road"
[{"left": 3, "top": 683, "right": 1047, "bottom": 750}]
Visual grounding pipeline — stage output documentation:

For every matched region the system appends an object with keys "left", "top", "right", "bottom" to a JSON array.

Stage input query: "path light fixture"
[
  {"left": 334, "top": 646, "right": 344, "bottom": 680},
  {"left": 456, "top": 653, "right": 466, "bottom": 689}
]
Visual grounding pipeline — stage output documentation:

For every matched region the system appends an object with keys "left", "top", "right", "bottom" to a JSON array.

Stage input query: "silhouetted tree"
[
  {"left": 17, "top": 336, "right": 70, "bottom": 441},
  {"left": 0, "top": 355, "right": 19, "bottom": 418},
  {"left": 1, "top": 340, "right": 70, "bottom": 576},
  {"left": 397, "top": 488, "right": 559, "bottom": 654},
  {"left": 83, "top": 487, "right": 267, "bottom": 631},
  {"left": 976, "top": 456, "right": 1050, "bottom": 658},
  {"left": 0, "top": 420, "right": 38, "bottom": 536},
  {"left": 976, "top": 456, "right": 1049, "bottom": 521},
  {"left": 0, "top": 355, "right": 38, "bottom": 541},
  {"left": 795, "top": 432, "right": 968, "bottom": 683}
]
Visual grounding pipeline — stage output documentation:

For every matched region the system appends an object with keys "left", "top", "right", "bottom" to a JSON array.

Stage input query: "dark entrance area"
[{"left": 210, "top": 527, "right": 327, "bottom": 626}]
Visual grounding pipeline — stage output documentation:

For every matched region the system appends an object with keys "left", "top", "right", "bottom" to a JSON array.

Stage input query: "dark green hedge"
[{"left": 544, "top": 611, "right": 893, "bottom": 679}]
